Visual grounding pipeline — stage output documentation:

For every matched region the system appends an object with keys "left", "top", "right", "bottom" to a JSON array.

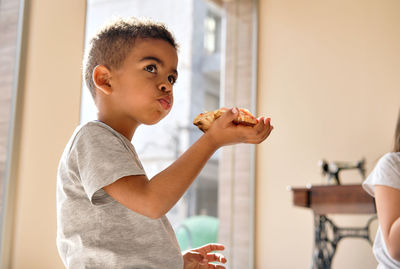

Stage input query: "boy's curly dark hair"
[{"left": 83, "top": 17, "right": 178, "bottom": 98}]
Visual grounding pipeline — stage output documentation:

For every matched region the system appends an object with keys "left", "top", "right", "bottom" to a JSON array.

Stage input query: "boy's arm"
[
  {"left": 375, "top": 185, "right": 400, "bottom": 262},
  {"left": 103, "top": 108, "right": 273, "bottom": 219}
]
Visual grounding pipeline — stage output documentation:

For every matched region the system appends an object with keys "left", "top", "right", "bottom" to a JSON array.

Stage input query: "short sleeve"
[
  {"left": 362, "top": 152, "right": 400, "bottom": 197},
  {"left": 67, "top": 124, "right": 145, "bottom": 205}
]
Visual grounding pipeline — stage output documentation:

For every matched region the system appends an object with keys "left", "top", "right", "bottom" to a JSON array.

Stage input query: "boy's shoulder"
[
  {"left": 69, "top": 121, "right": 107, "bottom": 144},
  {"left": 65, "top": 121, "right": 125, "bottom": 154},
  {"left": 74, "top": 120, "right": 121, "bottom": 140},
  {"left": 79, "top": 120, "right": 111, "bottom": 132}
]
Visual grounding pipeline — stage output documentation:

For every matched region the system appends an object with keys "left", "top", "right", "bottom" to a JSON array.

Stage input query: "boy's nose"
[{"left": 159, "top": 83, "right": 172, "bottom": 94}]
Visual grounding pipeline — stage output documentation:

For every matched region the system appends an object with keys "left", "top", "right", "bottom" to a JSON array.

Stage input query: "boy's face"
[{"left": 107, "top": 38, "right": 178, "bottom": 126}]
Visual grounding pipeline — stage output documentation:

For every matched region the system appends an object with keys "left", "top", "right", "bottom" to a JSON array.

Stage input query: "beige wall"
[
  {"left": 4, "top": 0, "right": 86, "bottom": 268},
  {"left": 256, "top": 0, "right": 400, "bottom": 268}
]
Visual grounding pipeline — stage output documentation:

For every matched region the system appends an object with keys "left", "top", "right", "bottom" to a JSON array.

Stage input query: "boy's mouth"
[{"left": 158, "top": 96, "right": 171, "bottom": 110}]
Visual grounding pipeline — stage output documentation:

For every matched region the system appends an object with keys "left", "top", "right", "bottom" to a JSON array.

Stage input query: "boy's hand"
[
  {"left": 182, "top": 243, "right": 227, "bottom": 269},
  {"left": 205, "top": 107, "right": 273, "bottom": 148}
]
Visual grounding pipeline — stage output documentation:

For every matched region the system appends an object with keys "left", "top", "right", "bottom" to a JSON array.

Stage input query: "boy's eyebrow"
[{"left": 139, "top": 56, "right": 178, "bottom": 76}]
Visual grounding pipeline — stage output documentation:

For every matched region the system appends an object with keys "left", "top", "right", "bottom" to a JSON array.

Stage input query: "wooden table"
[{"left": 291, "top": 184, "right": 376, "bottom": 269}]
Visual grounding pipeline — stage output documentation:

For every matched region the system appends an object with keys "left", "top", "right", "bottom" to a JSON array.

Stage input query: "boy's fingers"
[
  {"left": 217, "top": 107, "right": 239, "bottom": 125},
  {"left": 183, "top": 251, "right": 206, "bottom": 264},
  {"left": 253, "top": 118, "right": 267, "bottom": 133},
  {"left": 242, "top": 121, "right": 273, "bottom": 144},
  {"left": 207, "top": 243, "right": 225, "bottom": 252},
  {"left": 206, "top": 253, "right": 227, "bottom": 263},
  {"left": 259, "top": 126, "right": 273, "bottom": 142},
  {"left": 241, "top": 117, "right": 270, "bottom": 137},
  {"left": 193, "top": 243, "right": 225, "bottom": 254}
]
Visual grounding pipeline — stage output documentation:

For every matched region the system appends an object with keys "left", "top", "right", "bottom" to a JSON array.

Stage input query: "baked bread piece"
[{"left": 193, "top": 108, "right": 258, "bottom": 132}]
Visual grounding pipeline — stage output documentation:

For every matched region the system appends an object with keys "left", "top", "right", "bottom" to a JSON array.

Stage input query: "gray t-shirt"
[
  {"left": 56, "top": 121, "right": 183, "bottom": 268},
  {"left": 363, "top": 152, "right": 400, "bottom": 269}
]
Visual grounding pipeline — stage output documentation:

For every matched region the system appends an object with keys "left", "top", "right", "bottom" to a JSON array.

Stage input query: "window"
[
  {"left": 204, "top": 12, "right": 221, "bottom": 54},
  {"left": 0, "top": 0, "right": 24, "bottom": 264}
]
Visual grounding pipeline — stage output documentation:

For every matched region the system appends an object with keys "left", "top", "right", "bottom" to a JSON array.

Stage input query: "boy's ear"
[{"left": 93, "top": 65, "right": 113, "bottom": 95}]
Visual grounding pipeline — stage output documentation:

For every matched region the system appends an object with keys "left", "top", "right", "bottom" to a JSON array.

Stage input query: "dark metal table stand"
[{"left": 311, "top": 214, "right": 377, "bottom": 269}]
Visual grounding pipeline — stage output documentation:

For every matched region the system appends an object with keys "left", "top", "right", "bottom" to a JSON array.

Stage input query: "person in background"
[{"left": 363, "top": 109, "right": 400, "bottom": 269}]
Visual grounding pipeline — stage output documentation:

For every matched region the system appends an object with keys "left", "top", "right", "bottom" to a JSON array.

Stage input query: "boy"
[{"left": 57, "top": 17, "right": 273, "bottom": 268}]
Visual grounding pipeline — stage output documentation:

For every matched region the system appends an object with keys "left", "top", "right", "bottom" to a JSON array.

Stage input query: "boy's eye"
[
  {"left": 144, "top": 65, "right": 157, "bottom": 73},
  {"left": 168, "top": 75, "right": 177, "bottom": 85}
]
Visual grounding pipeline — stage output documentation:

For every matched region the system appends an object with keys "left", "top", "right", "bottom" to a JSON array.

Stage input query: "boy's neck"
[{"left": 97, "top": 114, "right": 138, "bottom": 141}]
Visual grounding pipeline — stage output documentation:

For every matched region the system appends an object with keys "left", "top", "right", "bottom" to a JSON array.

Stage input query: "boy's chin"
[
  {"left": 145, "top": 119, "right": 162, "bottom": 125},
  {"left": 138, "top": 109, "right": 170, "bottom": 125},
  {"left": 143, "top": 114, "right": 168, "bottom": 125}
]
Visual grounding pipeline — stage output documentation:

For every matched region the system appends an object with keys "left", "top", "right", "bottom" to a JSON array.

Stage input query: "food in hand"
[{"left": 193, "top": 108, "right": 258, "bottom": 132}]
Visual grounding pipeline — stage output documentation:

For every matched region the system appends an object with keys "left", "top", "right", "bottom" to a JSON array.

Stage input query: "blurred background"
[{"left": 0, "top": 0, "right": 399, "bottom": 268}]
